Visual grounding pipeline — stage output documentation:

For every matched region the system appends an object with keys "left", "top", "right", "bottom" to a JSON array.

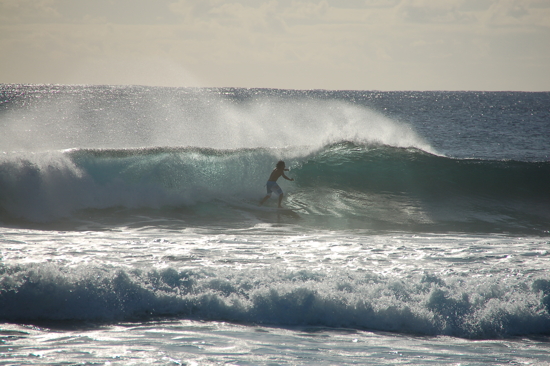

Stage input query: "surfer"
[{"left": 259, "top": 160, "right": 294, "bottom": 208}]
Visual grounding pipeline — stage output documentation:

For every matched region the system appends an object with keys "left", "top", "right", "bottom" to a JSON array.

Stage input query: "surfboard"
[
  {"left": 220, "top": 199, "right": 300, "bottom": 217},
  {"left": 261, "top": 206, "right": 300, "bottom": 218}
]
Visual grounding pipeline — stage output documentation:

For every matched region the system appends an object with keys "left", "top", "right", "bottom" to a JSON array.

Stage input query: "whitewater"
[{"left": 1, "top": 85, "right": 549, "bottom": 365}]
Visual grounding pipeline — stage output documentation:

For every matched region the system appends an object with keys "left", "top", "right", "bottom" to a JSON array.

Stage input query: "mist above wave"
[{"left": 0, "top": 85, "right": 432, "bottom": 153}]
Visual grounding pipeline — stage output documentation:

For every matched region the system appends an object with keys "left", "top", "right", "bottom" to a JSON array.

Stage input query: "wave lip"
[{"left": 1, "top": 264, "right": 550, "bottom": 339}]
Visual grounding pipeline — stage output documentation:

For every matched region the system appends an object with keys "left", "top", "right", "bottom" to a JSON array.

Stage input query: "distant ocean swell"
[
  {"left": 0, "top": 142, "right": 549, "bottom": 233},
  {"left": 1, "top": 263, "right": 550, "bottom": 339}
]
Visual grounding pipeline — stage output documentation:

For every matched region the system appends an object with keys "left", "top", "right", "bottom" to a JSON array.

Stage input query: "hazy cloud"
[{"left": 0, "top": 0, "right": 548, "bottom": 90}]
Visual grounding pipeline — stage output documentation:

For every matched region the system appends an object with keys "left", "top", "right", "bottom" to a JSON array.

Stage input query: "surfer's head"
[{"left": 276, "top": 160, "right": 285, "bottom": 169}]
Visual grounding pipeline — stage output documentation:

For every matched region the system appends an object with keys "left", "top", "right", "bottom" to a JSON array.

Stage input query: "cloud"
[
  {"left": 0, "top": 0, "right": 61, "bottom": 23},
  {"left": 0, "top": 0, "right": 548, "bottom": 90}
]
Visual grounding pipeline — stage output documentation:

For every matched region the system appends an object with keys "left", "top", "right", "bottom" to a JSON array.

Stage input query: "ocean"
[{"left": 0, "top": 84, "right": 549, "bottom": 365}]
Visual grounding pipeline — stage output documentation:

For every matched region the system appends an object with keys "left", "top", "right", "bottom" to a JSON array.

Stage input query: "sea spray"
[{"left": 0, "top": 85, "right": 432, "bottom": 152}]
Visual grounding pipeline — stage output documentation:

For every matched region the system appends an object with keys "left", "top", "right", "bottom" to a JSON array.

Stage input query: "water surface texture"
[{"left": 1, "top": 85, "right": 549, "bottom": 365}]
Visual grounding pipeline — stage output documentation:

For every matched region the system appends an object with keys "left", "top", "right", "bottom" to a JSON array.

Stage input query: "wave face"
[
  {"left": 1, "top": 262, "right": 550, "bottom": 339},
  {"left": 1, "top": 143, "right": 548, "bottom": 234}
]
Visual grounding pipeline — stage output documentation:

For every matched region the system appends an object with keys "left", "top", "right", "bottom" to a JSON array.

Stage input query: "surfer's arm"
[{"left": 282, "top": 173, "right": 294, "bottom": 181}]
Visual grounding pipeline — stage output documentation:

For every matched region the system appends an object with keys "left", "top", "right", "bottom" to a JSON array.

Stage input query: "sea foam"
[{"left": 1, "top": 263, "right": 549, "bottom": 339}]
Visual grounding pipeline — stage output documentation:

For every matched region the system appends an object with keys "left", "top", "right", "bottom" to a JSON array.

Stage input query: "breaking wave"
[
  {"left": 0, "top": 142, "right": 548, "bottom": 234},
  {"left": 1, "top": 262, "right": 550, "bottom": 339}
]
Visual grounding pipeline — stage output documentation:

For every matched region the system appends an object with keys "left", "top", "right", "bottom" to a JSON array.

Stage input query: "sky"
[{"left": 1, "top": 0, "right": 549, "bottom": 91}]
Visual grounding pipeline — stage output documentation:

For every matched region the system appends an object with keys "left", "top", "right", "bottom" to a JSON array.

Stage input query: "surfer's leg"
[
  {"left": 278, "top": 193, "right": 283, "bottom": 208},
  {"left": 259, "top": 195, "right": 270, "bottom": 206},
  {"left": 260, "top": 182, "right": 274, "bottom": 206}
]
